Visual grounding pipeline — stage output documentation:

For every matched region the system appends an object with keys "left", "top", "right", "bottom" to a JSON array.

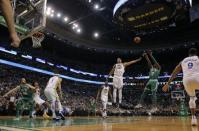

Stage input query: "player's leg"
[
  {"left": 112, "top": 77, "right": 118, "bottom": 105},
  {"left": 28, "top": 100, "right": 35, "bottom": 119},
  {"left": 102, "top": 101, "right": 107, "bottom": 118},
  {"left": 135, "top": 82, "right": 150, "bottom": 108},
  {"left": 151, "top": 81, "right": 158, "bottom": 112},
  {"left": 189, "top": 95, "right": 197, "bottom": 126},
  {"left": 0, "top": 0, "right": 21, "bottom": 47},
  {"left": 15, "top": 98, "right": 24, "bottom": 120},
  {"left": 113, "top": 87, "right": 117, "bottom": 105},
  {"left": 32, "top": 103, "right": 39, "bottom": 118},
  {"left": 183, "top": 78, "right": 198, "bottom": 126},
  {"left": 42, "top": 101, "right": 50, "bottom": 119},
  {"left": 118, "top": 78, "right": 123, "bottom": 105},
  {"left": 34, "top": 97, "right": 50, "bottom": 119},
  {"left": 51, "top": 100, "right": 57, "bottom": 119},
  {"left": 56, "top": 98, "right": 65, "bottom": 120},
  {"left": 44, "top": 89, "right": 58, "bottom": 120},
  {"left": 118, "top": 87, "right": 123, "bottom": 105}
]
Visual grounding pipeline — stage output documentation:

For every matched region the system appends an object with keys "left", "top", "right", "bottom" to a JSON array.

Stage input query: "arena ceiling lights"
[
  {"left": 45, "top": 5, "right": 102, "bottom": 37},
  {"left": 46, "top": 6, "right": 82, "bottom": 35}
]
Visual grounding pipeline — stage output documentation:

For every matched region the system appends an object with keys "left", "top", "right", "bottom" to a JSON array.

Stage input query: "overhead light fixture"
[
  {"left": 74, "top": 23, "right": 79, "bottom": 28},
  {"left": 72, "top": 23, "right": 79, "bottom": 30},
  {"left": 94, "top": 32, "right": 99, "bottom": 38},
  {"left": 50, "top": 13, "right": 54, "bottom": 17},
  {"left": 72, "top": 26, "right": 76, "bottom": 30},
  {"left": 94, "top": 4, "right": 100, "bottom": 10},
  {"left": 64, "top": 17, "right": 69, "bottom": 22},
  {"left": 77, "top": 28, "right": 81, "bottom": 33},
  {"left": 57, "top": 13, "right": 61, "bottom": 18}
]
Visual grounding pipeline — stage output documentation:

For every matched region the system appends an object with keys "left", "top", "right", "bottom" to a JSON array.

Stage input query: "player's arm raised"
[
  {"left": 109, "top": 65, "right": 116, "bottom": 76},
  {"left": 3, "top": 86, "right": 20, "bottom": 97},
  {"left": 123, "top": 57, "right": 142, "bottom": 68},
  {"left": 147, "top": 50, "right": 161, "bottom": 70},
  {"left": 143, "top": 53, "right": 153, "bottom": 68},
  {"left": 162, "top": 63, "right": 182, "bottom": 92}
]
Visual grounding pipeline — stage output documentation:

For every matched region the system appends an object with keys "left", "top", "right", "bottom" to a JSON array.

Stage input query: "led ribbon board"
[{"left": 113, "top": 0, "right": 175, "bottom": 30}]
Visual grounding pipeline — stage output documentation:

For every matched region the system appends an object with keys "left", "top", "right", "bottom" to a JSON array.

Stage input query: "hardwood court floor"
[{"left": 0, "top": 116, "right": 198, "bottom": 131}]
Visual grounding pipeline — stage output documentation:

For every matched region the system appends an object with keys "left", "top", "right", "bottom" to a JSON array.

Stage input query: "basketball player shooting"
[
  {"left": 3, "top": 78, "right": 36, "bottom": 120},
  {"left": 135, "top": 51, "right": 161, "bottom": 113},
  {"left": 163, "top": 48, "right": 199, "bottom": 126},
  {"left": 96, "top": 81, "right": 112, "bottom": 118},
  {"left": 44, "top": 74, "right": 65, "bottom": 121},
  {"left": 0, "top": 0, "right": 21, "bottom": 47},
  {"left": 109, "top": 57, "right": 142, "bottom": 107}
]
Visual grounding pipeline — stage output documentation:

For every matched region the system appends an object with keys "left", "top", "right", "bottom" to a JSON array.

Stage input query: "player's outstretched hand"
[
  {"left": 10, "top": 33, "right": 21, "bottom": 48},
  {"left": 162, "top": 83, "right": 169, "bottom": 92}
]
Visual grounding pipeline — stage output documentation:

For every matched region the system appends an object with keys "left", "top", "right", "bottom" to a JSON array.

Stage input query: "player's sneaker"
[
  {"left": 150, "top": 107, "right": 158, "bottom": 113},
  {"left": 43, "top": 112, "right": 50, "bottom": 119},
  {"left": 58, "top": 112, "right": 65, "bottom": 120},
  {"left": 135, "top": 104, "right": 143, "bottom": 109},
  {"left": 191, "top": 117, "right": 198, "bottom": 126},
  {"left": 53, "top": 117, "right": 60, "bottom": 121},
  {"left": 31, "top": 111, "right": 36, "bottom": 119},
  {"left": 102, "top": 112, "right": 107, "bottom": 119},
  {"left": 103, "top": 116, "right": 108, "bottom": 119},
  {"left": 13, "top": 117, "right": 21, "bottom": 121}
]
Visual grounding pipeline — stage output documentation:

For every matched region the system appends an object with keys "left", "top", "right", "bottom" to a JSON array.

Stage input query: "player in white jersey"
[
  {"left": 32, "top": 82, "right": 50, "bottom": 119},
  {"left": 163, "top": 48, "right": 199, "bottom": 126},
  {"left": 96, "top": 81, "right": 112, "bottom": 118},
  {"left": 44, "top": 74, "right": 64, "bottom": 120},
  {"left": 109, "top": 57, "right": 142, "bottom": 107}
]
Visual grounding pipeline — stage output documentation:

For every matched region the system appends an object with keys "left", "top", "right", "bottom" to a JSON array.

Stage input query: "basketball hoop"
[{"left": 32, "top": 32, "right": 45, "bottom": 48}]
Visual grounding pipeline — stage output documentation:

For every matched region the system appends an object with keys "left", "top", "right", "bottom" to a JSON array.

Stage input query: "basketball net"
[{"left": 32, "top": 32, "right": 45, "bottom": 48}]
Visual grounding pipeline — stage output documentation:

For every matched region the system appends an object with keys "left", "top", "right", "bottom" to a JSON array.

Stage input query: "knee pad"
[{"left": 189, "top": 97, "right": 197, "bottom": 109}]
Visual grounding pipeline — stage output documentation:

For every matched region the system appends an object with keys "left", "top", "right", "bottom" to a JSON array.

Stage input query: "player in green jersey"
[
  {"left": 135, "top": 51, "right": 161, "bottom": 112},
  {"left": 3, "top": 78, "right": 36, "bottom": 120}
]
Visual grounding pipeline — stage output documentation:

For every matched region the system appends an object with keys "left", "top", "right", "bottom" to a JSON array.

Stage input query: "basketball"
[{"left": 134, "top": 36, "right": 141, "bottom": 44}]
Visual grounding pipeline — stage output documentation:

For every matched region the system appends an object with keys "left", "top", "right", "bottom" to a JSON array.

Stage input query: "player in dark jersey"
[
  {"left": 3, "top": 78, "right": 36, "bottom": 120},
  {"left": 135, "top": 51, "right": 161, "bottom": 113}
]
